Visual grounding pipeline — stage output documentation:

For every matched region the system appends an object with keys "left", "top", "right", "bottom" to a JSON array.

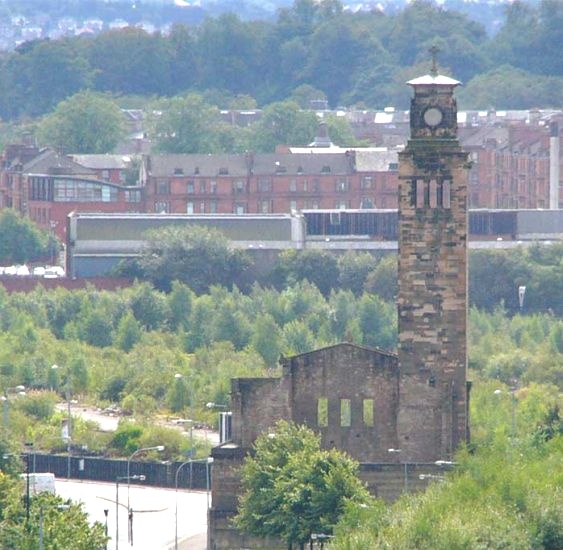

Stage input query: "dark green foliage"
[
  {"left": 0, "top": 210, "right": 57, "bottom": 264},
  {"left": 337, "top": 252, "right": 378, "bottom": 296},
  {"left": 469, "top": 245, "right": 563, "bottom": 316},
  {"left": 135, "top": 225, "right": 252, "bottom": 293},
  {"left": 100, "top": 376, "right": 127, "bottom": 403},
  {"left": 114, "top": 312, "right": 143, "bottom": 352},
  {"left": 14, "top": 391, "right": 56, "bottom": 420},
  {"left": 37, "top": 91, "right": 124, "bottom": 154},
  {"left": 1, "top": 0, "right": 563, "bottom": 122},
  {"left": 364, "top": 254, "right": 397, "bottom": 301},
  {"left": 275, "top": 249, "right": 340, "bottom": 297},
  {"left": 109, "top": 422, "right": 144, "bottom": 455}
]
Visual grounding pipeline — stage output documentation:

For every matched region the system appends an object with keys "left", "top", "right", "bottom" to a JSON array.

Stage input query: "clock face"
[{"left": 423, "top": 107, "right": 443, "bottom": 127}]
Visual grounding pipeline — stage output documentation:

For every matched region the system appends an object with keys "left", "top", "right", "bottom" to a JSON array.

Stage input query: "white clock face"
[{"left": 423, "top": 107, "right": 443, "bottom": 127}]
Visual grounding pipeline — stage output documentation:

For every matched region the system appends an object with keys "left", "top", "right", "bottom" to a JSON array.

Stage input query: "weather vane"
[{"left": 429, "top": 45, "right": 440, "bottom": 76}]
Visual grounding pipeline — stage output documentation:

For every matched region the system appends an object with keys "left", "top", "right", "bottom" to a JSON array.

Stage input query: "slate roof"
[
  {"left": 251, "top": 153, "right": 353, "bottom": 175},
  {"left": 24, "top": 149, "right": 96, "bottom": 176},
  {"left": 146, "top": 154, "right": 249, "bottom": 178}
]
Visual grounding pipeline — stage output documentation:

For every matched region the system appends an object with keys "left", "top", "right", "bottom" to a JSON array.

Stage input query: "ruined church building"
[{"left": 208, "top": 61, "right": 470, "bottom": 549}]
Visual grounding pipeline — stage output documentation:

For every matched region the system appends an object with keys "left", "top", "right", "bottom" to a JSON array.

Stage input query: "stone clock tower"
[{"left": 396, "top": 60, "right": 470, "bottom": 461}]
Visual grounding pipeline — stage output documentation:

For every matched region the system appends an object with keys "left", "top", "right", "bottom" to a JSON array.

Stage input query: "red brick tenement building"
[
  {"left": 460, "top": 116, "right": 563, "bottom": 209},
  {"left": 139, "top": 150, "right": 399, "bottom": 215}
]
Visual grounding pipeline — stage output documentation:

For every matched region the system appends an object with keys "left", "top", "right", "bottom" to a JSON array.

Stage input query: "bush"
[{"left": 15, "top": 391, "right": 56, "bottom": 420}]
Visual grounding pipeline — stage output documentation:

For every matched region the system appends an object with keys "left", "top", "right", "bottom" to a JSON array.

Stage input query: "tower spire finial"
[{"left": 429, "top": 45, "right": 440, "bottom": 76}]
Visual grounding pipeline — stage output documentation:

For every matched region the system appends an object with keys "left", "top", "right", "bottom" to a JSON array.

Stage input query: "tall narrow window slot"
[
  {"left": 363, "top": 399, "right": 374, "bottom": 427},
  {"left": 317, "top": 398, "right": 328, "bottom": 427},
  {"left": 340, "top": 399, "right": 351, "bottom": 427},
  {"left": 429, "top": 179, "right": 438, "bottom": 208},
  {"left": 416, "top": 179, "right": 426, "bottom": 208},
  {"left": 442, "top": 180, "right": 451, "bottom": 208}
]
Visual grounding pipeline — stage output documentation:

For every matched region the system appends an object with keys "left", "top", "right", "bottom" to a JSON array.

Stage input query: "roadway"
[{"left": 56, "top": 479, "right": 208, "bottom": 550}]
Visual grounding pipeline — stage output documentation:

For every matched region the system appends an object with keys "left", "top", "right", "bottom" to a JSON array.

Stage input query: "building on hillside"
[{"left": 207, "top": 63, "right": 471, "bottom": 549}]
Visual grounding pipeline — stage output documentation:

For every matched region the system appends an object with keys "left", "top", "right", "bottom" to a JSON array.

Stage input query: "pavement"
[{"left": 56, "top": 479, "right": 208, "bottom": 550}]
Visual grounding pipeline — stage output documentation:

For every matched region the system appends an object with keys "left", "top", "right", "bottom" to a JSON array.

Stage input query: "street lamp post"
[
  {"left": 174, "top": 374, "right": 194, "bottom": 457},
  {"left": 126, "top": 445, "right": 164, "bottom": 544},
  {"left": 388, "top": 448, "right": 408, "bottom": 492},
  {"left": 103, "top": 509, "right": 109, "bottom": 550},
  {"left": 116, "top": 475, "right": 145, "bottom": 550},
  {"left": 51, "top": 364, "right": 72, "bottom": 479},
  {"left": 174, "top": 457, "right": 213, "bottom": 550}
]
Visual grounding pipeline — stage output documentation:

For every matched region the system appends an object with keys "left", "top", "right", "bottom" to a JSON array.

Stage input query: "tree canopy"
[
  {"left": 0, "top": 209, "right": 58, "bottom": 264},
  {"left": 128, "top": 225, "right": 252, "bottom": 292},
  {"left": 36, "top": 91, "right": 124, "bottom": 154},
  {"left": 1, "top": 0, "right": 563, "bottom": 124},
  {"left": 234, "top": 420, "right": 370, "bottom": 548}
]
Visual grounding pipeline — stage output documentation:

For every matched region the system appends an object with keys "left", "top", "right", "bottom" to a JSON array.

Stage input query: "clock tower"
[{"left": 396, "top": 59, "right": 470, "bottom": 461}]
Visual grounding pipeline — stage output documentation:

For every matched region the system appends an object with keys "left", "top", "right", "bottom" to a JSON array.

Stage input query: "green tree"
[
  {"left": 0, "top": 492, "right": 107, "bottom": 549},
  {"left": 251, "top": 313, "right": 283, "bottom": 368},
  {"left": 136, "top": 225, "right": 252, "bottom": 293},
  {"left": 0, "top": 209, "right": 57, "bottom": 264},
  {"left": 275, "top": 249, "right": 339, "bottom": 297},
  {"left": 167, "top": 281, "right": 194, "bottom": 331},
  {"left": 289, "top": 84, "right": 327, "bottom": 108},
  {"left": 150, "top": 93, "right": 225, "bottom": 154},
  {"left": 337, "top": 252, "right": 377, "bottom": 296},
  {"left": 114, "top": 312, "right": 143, "bottom": 352},
  {"left": 37, "top": 91, "right": 124, "bottom": 154},
  {"left": 88, "top": 28, "right": 172, "bottom": 96},
  {"left": 364, "top": 254, "right": 397, "bottom": 301},
  {"left": 235, "top": 420, "right": 370, "bottom": 549},
  {"left": 250, "top": 100, "right": 318, "bottom": 152}
]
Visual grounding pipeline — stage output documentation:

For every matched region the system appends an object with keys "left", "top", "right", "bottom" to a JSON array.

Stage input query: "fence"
[{"left": 28, "top": 453, "right": 210, "bottom": 490}]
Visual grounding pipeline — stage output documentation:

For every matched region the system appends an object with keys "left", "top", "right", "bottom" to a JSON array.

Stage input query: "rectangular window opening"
[
  {"left": 340, "top": 399, "right": 351, "bottom": 427},
  {"left": 318, "top": 398, "right": 328, "bottom": 428},
  {"left": 442, "top": 180, "right": 451, "bottom": 208},
  {"left": 363, "top": 399, "right": 374, "bottom": 427},
  {"left": 416, "top": 180, "right": 426, "bottom": 208},
  {"left": 429, "top": 179, "right": 438, "bottom": 208}
]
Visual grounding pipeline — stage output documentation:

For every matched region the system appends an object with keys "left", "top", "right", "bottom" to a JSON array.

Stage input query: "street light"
[
  {"left": 126, "top": 445, "right": 165, "bottom": 543},
  {"left": 175, "top": 374, "right": 194, "bottom": 457},
  {"left": 174, "top": 457, "right": 213, "bottom": 550},
  {"left": 388, "top": 448, "right": 408, "bottom": 492},
  {"left": 116, "top": 475, "right": 146, "bottom": 550},
  {"left": 51, "top": 364, "right": 72, "bottom": 479}
]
